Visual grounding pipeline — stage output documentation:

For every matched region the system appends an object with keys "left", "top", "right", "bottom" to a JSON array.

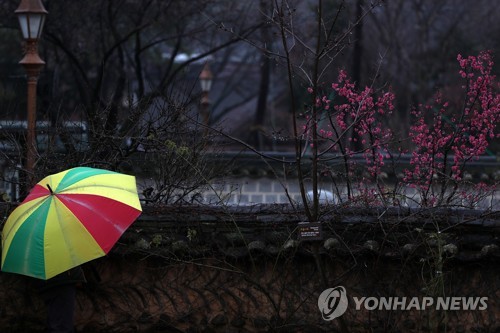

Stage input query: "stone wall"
[
  {"left": 2, "top": 252, "right": 498, "bottom": 332},
  {"left": 1, "top": 205, "right": 499, "bottom": 332}
]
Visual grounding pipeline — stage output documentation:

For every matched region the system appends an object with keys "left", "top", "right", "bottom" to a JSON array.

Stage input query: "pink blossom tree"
[
  {"left": 302, "top": 69, "right": 396, "bottom": 206},
  {"left": 403, "top": 51, "right": 500, "bottom": 207},
  {"left": 300, "top": 50, "right": 499, "bottom": 209}
]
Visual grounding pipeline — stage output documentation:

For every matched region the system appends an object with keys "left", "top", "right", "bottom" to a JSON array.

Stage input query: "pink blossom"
[{"left": 404, "top": 50, "right": 499, "bottom": 206}]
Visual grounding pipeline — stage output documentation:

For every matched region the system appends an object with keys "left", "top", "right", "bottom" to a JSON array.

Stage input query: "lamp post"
[
  {"left": 15, "top": 0, "right": 48, "bottom": 184},
  {"left": 199, "top": 62, "right": 213, "bottom": 132}
]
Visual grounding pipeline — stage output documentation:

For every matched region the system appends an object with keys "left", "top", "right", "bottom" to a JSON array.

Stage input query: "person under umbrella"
[
  {"left": 1, "top": 167, "right": 142, "bottom": 332},
  {"left": 35, "top": 266, "right": 87, "bottom": 333}
]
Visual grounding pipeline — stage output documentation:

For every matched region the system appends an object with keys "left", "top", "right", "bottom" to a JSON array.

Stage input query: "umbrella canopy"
[{"left": 1, "top": 167, "right": 142, "bottom": 280}]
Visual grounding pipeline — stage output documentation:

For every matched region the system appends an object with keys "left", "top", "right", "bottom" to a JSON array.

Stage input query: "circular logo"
[{"left": 318, "top": 286, "right": 348, "bottom": 320}]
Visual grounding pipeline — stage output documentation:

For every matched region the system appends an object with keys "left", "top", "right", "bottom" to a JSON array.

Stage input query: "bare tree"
[{"left": 0, "top": 0, "right": 264, "bottom": 195}]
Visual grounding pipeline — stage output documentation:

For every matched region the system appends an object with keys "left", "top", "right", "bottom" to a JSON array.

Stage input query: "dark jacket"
[{"left": 36, "top": 267, "right": 87, "bottom": 295}]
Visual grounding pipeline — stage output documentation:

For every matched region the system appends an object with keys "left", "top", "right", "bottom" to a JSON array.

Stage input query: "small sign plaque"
[{"left": 297, "top": 222, "right": 323, "bottom": 241}]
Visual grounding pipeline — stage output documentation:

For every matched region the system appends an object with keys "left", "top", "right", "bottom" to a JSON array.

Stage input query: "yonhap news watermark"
[{"left": 318, "top": 286, "right": 488, "bottom": 321}]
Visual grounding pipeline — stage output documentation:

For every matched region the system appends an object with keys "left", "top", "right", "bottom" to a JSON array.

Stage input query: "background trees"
[
  {"left": 0, "top": 0, "right": 262, "bottom": 197},
  {"left": 1, "top": 0, "right": 498, "bottom": 146},
  {"left": 0, "top": 0, "right": 498, "bottom": 200}
]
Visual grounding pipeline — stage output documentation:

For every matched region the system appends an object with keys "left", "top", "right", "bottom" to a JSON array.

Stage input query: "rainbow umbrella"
[{"left": 1, "top": 167, "right": 142, "bottom": 280}]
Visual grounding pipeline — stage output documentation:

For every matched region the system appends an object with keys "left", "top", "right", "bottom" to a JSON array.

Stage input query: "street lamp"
[
  {"left": 15, "top": 0, "right": 48, "bottom": 184},
  {"left": 199, "top": 62, "right": 213, "bottom": 131}
]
